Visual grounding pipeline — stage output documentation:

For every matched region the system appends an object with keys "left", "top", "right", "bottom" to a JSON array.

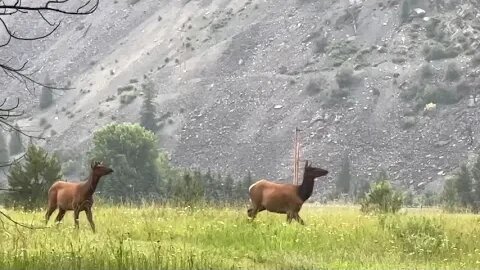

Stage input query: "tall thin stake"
[{"left": 293, "top": 128, "right": 301, "bottom": 185}]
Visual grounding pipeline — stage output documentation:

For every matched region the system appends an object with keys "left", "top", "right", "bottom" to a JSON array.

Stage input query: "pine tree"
[
  {"left": 7, "top": 144, "right": 62, "bottom": 209},
  {"left": 203, "top": 168, "right": 215, "bottom": 201},
  {"left": 471, "top": 156, "right": 480, "bottom": 211},
  {"left": 455, "top": 164, "right": 473, "bottom": 208},
  {"left": 9, "top": 124, "right": 24, "bottom": 156},
  {"left": 0, "top": 131, "right": 9, "bottom": 164},
  {"left": 442, "top": 176, "right": 458, "bottom": 212},
  {"left": 400, "top": 0, "right": 410, "bottom": 23},
  {"left": 39, "top": 75, "right": 54, "bottom": 109},
  {"left": 224, "top": 174, "right": 234, "bottom": 201},
  {"left": 140, "top": 80, "right": 158, "bottom": 132},
  {"left": 336, "top": 154, "right": 351, "bottom": 195}
]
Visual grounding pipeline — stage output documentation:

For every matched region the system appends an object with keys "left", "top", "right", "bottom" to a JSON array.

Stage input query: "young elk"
[
  {"left": 247, "top": 160, "right": 328, "bottom": 225},
  {"left": 45, "top": 161, "right": 113, "bottom": 232}
]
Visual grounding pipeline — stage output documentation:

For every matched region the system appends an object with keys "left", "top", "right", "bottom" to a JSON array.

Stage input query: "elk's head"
[
  {"left": 91, "top": 161, "right": 114, "bottom": 177},
  {"left": 304, "top": 160, "right": 328, "bottom": 179}
]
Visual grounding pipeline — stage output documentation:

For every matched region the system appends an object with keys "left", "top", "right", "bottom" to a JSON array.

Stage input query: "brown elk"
[
  {"left": 247, "top": 160, "right": 328, "bottom": 224},
  {"left": 45, "top": 161, "right": 113, "bottom": 232}
]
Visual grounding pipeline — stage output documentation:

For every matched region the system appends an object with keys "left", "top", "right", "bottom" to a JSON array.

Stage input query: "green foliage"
[
  {"left": 454, "top": 164, "right": 473, "bottom": 208},
  {"left": 90, "top": 123, "right": 159, "bottom": 200},
  {"left": 381, "top": 215, "right": 448, "bottom": 257},
  {"left": 442, "top": 176, "right": 459, "bottom": 212},
  {"left": 6, "top": 144, "right": 62, "bottom": 209},
  {"left": 39, "top": 76, "right": 54, "bottom": 109},
  {"left": 172, "top": 171, "right": 205, "bottom": 204},
  {"left": 9, "top": 124, "right": 24, "bottom": 156},
  {"left": 361, "top": 179, "right": 403, "bottom": 214},
  {"left": 0, "top": 131, "right": 9, "bottom": 164},
  {"left": 336, "top": 154, "right": 351, "bottom": 195},
  {"left": 140, "top": 80, "right": 158, "bottom": 132},
  {"left": 444, "top": 62, "right": 461, "bottom": 82}
]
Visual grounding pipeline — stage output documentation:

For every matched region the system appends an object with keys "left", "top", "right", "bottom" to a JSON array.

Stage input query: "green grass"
[{"left": 0, "top": 204, "right": 480, "bottom": 269}]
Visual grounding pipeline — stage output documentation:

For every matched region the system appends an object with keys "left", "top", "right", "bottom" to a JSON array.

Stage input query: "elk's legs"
[
  {"left": 293, "top": 213, "right": 305, "bottom": 225},
  {"left": 247, "top": 205, "right": 265, "bottom": 220},
  {"left": 85, "top": 208, "right": 96, "bottom": 233},
  {"left": 74, "top": 208, "right": 81, "bottom": 229},
  {"left": 45, "top": 207, "right": 56, "bottom": 224},
  {"left": 55, "top": 209, "right": 66, "bottom": 224}
]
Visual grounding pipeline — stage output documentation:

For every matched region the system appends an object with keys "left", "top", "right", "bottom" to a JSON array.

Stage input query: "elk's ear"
[
  {"left": 305, "top": 160, "right": 309, "bottom": 168},
  {"left": 91, "top": 160, "right": 95, "bottom": 169}
]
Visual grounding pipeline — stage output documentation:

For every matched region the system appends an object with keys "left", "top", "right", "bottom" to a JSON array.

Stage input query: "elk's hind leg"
[
  {"left": 45, "top": 206, "right": 56, "bottom": 224},
  {"left": 55, "top": 209, "right": 66, "bottom": 224}
]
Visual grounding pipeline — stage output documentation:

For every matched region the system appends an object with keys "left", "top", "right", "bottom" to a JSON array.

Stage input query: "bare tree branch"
[{"left": 0, "top": 0, "right": 99, "bottom": 144}]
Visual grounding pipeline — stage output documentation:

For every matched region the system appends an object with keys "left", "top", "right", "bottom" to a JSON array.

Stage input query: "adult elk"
[
  {"left": 45, "top": 161, "right": 113, "bottom": 232},
  {"left": 247, "top": 160, "right": 328, "bottom": 224}
]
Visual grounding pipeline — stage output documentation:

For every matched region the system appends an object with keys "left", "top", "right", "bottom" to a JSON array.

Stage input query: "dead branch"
[{"left": 0, "top": 0, "right": 99, "bottom": 141}]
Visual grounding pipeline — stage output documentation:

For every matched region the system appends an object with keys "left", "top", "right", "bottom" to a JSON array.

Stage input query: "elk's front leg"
[
  {"left": 85, "top": 208, "right": 96, "bottom": 233},
  {"left": 73, "top": 207, "right": 81, "bottom": 229}
]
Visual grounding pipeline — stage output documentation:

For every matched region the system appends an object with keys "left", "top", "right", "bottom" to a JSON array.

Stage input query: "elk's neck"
[
  {"left": 82, "top": 173, "right": 101, "bottom": 197},
  {"left": 297, "top": 175, "right": 315, "bottom": 202}
]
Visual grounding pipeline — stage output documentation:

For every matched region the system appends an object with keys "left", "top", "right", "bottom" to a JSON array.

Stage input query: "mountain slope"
[{"left": 3, "top": 0, "right": 480, "bottom": 199}]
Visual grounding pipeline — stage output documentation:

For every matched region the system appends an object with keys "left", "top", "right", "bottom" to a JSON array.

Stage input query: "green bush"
[
  {"left": 6, "top": 144, "right": 62, "bottom": 210},
  {"left": 419, "top": 63, "right": 434, "bottom": 80},
  {"left": 444, "top": 62, "right": 461, "bottom": 82},
  {"left": 335, "top": 63, "right": 355, "bottom": 88},
  {"left": 421, "top": 85, "right": 459, "bottom": 105},
  {"left": 304, "top": 76, "right": 325, "bottom": 96},
  {"left": 423, "top": 43, "right": 459, "bottom": 61},
  {"left": 89, "top": 123, "right": 159, "bottom": 200},
  {"left": 361, "top": 180, "right": 403, "bottom": 214},
  {"left": 312, "top": 37, "right": 328, "bottom": 54}
]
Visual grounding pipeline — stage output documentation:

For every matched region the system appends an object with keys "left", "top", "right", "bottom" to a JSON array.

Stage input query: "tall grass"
[{"left": 0, "top": 204, "right": 479, "bottom": 269}]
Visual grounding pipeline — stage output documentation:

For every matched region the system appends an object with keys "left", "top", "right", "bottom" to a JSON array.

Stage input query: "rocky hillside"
[{"left": 2, "top": 0, "right": 480, "bottom": 199}]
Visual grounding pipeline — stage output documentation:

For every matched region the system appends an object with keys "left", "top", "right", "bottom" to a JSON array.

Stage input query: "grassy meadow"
[{"left": 0, "top": 204, "right": 479, "bottom": 269}]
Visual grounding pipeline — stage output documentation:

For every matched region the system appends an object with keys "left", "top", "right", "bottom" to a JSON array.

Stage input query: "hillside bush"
[
  {"left": 304, "top": 76, "right": 325, "bottom": 96},
  {"left": 444, "top": 62, "right": 461, "bottom": 82},
  {"left": 335, "top": 63, "right": 355, "bottom": 88}
]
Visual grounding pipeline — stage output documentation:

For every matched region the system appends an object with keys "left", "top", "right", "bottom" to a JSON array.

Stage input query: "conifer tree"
[
  {"left": 140, "top": 80, "right": 158, "bottom": 132},
  {"left": 7, "top": 145, "right": 62, "bottom": 209}
]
